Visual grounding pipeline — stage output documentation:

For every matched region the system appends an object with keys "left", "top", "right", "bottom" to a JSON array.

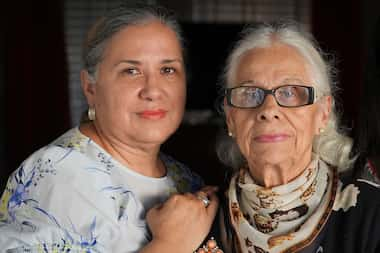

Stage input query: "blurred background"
[{"left": 0, "top": 0, "right": 379, "bottom": 191}]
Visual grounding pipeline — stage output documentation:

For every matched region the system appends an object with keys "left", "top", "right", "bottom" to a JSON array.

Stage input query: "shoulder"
[
  {"left": 336, "top": 158, "right": 380, "bottom": 210},
  {"left": 6, "top": 139, "right": 73, "bottom": 190},
  {"left": 359, "top": 158, "right": 380, "bottom": 185},
  {"left": 21, "top": 127, "right": 90, "bottom": 165},
  {"left": 2, "top": 128, "right": 113, "bottom": 208},
  {"left": 11, "top": 128, "right": 95, "bottom": 181},
  {"left": 354, "top": 178, "right": 380, "bottom": 206},
  {"left": 328, "top": 178, "right": 380, "bottom": 252},
  {"left": 161, "top": 153, "right": 204, "bottom": 193},
  {"left": 333, "top": 176, "right": 380, "bottom": 215}
]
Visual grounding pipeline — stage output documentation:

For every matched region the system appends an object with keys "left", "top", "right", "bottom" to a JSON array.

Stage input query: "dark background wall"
[
  {"left": 1, "top": 0, "right": 379, "bottom": 190},
  {"left": 1, "top": 0, "right": 71, "bottom": 191},
  {"left": 312, "top": 0, "right": 362, "bottom": 128}
]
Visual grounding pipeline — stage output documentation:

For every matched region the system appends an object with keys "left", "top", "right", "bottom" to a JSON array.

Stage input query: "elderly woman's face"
[
  {"left": 225, "top": 43, "right": 330, "bottom": 168},
  {"left": 82, "top": 21, "right": 186, "bottom": 146}
]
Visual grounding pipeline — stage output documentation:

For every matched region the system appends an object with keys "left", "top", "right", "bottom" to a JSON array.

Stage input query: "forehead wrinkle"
[{"left": 235, "top": 46, "right": 312, "bottom": 89}]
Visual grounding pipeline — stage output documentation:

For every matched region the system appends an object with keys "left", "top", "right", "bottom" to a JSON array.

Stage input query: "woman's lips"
[
  {"left": 138, "top": 109, "right": 167, "bottom": 119},
  {"left": 254, "top": 134, "right": 290, "bottom": 143}
]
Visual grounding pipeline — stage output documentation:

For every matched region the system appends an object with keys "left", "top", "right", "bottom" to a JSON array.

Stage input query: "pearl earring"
[
  {"left": 228, "top": 131, "right": 233, "bottom": 137},
  {"left": 88, "top": 107, "right": 96, "bottom": 121},
  {"left": 319, "top": 128, "right": 325, "bottom": 134}
]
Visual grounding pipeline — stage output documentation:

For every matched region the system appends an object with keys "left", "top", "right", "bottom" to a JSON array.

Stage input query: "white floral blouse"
[{"left": 0, "top": 128, "right": 203, "bottom": 253}]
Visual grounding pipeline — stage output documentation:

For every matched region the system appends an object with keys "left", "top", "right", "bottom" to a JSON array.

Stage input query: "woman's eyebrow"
[
  {"left": 238, "top": 80, "right": 261, "bottom": 85},
  {"left": 113, "top": 59, "right": 141, "bottom": 67},
  {"left": 282, "top": 77, "right": 306, "bottom": 83},
  {"left": 113, "top": 59, "right": 183, "bottom": 67},
  {"left": 161, "top": 58, "right": 183, "bottom": 64}
]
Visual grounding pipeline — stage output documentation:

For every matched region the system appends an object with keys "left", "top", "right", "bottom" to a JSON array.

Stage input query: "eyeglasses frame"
[{"left": 225, "top": 84, "right": 316, "bottom": 109}]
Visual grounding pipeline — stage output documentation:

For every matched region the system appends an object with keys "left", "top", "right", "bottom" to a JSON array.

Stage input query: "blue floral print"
[{"left": 0, "top": 128, "right": 203, "bottom": 252}]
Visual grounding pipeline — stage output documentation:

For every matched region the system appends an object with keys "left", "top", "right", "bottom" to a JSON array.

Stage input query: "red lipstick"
[{"left": 138, "top": 109, "right": 167, "bottom": 119}]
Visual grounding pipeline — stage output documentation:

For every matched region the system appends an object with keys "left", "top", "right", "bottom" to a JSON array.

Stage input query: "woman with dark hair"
[{"left": 0, "top": 4, "right": 218, "bottom": 253}]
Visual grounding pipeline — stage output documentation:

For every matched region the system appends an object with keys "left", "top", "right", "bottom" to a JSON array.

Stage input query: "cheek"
[
  {"left": 291, "top": 113, "right": 319, "bottom": 147},
  {"left": 234, "top": 110, "right": 256, "bottom": 133},
  {"left": 231, "top": 112, "right": 256, "bottom": 153},
  {"left": 169, "top": 82, "right": 186, "bottom": 107},
  {"left": 176, "top": 87, "right": 186, "bottom": 106},
  {"left": 95, "top": 84, "right": 136, "bottom": 115}
]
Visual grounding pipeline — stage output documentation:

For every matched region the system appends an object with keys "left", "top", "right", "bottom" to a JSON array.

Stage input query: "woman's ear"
[
  {"left": 321, "top": 95, "right": 332, "bottom": 125},
  {"left": 81, "top": 70, "right": 96, "bottom": 106},
  {"left": 316, "top": 95, "right": 332, "bottom": 133}
]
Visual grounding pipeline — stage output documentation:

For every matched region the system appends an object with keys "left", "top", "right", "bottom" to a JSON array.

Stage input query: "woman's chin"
[
  {"left": 249, "top": 148, "right": 293, "bottom": 165},
  {"left": 138, "top": 134, "right": 172, "bottom": 145},
  {"left": 129, "top": 125, "right": 179, "bottom": 146}
]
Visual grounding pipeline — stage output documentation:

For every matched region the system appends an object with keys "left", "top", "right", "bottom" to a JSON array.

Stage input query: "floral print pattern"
[
  {"left": 0, "top": 128, "right": 202, "bottom": 252},
  {"left": 227, "top": 158, "right": 337, "bottom": 253}
]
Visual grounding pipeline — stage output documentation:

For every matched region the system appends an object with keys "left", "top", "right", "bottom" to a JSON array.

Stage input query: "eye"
[
  {"left": 239, "top": 87, "right": 261, "bottom": 100},
  {"left": 161, "top": 67, "right": 176, "bottom": 75},
  {"left": 121, "top": 68, "right": 141, "bottom": 75},
  {"left": 246, "top": 87, "right": 260, "bottom": 96},
  {"left": 278, "top": 86, "right": 297, "bottom": 98}
]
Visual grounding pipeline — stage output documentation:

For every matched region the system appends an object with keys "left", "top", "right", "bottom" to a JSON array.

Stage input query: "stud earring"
[
  {"left": 319, "top": 128, "right": 325, "bottom": 134},
  {"left": 228, "top": 131, "right": 233, "bottom": 137},
  {"left": 88, "top": 107, "right": 96, "bottom": 121}
]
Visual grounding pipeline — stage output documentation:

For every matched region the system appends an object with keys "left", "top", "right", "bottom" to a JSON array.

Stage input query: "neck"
[
  {"left": 247, "top": 152, "right": 312, "bottom": 188},
  {"left": 80, "top": 122, "right": 165, "bottom": 178}
]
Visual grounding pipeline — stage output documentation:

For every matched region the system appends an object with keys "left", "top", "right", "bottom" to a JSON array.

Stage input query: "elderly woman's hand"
[{"left": 144, "top": 186, "right": 219, "bottom": 252}]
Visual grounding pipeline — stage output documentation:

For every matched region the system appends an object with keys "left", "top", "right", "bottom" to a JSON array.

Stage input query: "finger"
[
  {"left": 205, "top": 191, "right": 219, "bottom": 217},
  {"left": 195, "top": 190, "right": 208, "bottom": 199},
  {"left": 183, "top": 192, "right": 197, "bottom": 200},
  {"left": 167, "top": 193, "right": 188, "bottom": 204},
  {"left": 208, "top": 190, "right": 219, "bottom": 203},
  {"left": 199, "top": 185, "right": 219, "bottom": 195},
  {"left": 195, "top": 186, "right": 219, "bottom": 208},
  {"left": 193, "top": 191, "right": 218, "bottom": 211},
  {"left": 152, "top": 202, "right": 164, "bottom": 210},
  {"left": 193, "top": 186, "right": 218, "bottom": 203}
]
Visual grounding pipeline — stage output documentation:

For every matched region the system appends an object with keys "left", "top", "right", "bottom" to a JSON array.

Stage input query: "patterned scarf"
[{"left": 228, "top": 157, "right": 337, "bottom": 253}]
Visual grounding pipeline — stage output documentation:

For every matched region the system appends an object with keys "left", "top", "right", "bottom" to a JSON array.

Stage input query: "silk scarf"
[{"left": 228, "top": 158, "right": 337, "bottom": 253}]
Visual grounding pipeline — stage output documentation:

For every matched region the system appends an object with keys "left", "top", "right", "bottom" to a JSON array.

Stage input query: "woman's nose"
[
  {"left": 139, "top": 74, "right": 163, "bottom": 101},
  {"left": 256, "top": 95, "right": 281, "bottom": 121}
]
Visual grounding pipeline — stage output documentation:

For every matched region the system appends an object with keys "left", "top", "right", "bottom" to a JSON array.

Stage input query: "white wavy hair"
[{"left": 216, "top": 21, "right": 356, "bottom": 172}]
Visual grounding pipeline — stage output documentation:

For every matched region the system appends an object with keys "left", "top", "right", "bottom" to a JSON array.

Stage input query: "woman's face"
[
  {"left": 225, "top": 43, "right": 331, "bottom": 169},
  {"left": 82, "top": 21, "right": 186, "bottom": 147}
]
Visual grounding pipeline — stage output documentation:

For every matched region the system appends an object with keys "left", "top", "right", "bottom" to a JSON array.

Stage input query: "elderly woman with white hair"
[{"left": 213, "top": 22, "right": 380, "bottom": 253}]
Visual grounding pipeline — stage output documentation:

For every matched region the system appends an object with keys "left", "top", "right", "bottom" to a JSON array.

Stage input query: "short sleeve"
[{"left": 0, "top": 148, "right": 118, "bottom": 252}]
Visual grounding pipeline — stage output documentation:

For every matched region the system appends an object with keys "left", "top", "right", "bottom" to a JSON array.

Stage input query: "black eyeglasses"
[{"left": 225, "top": 84, "right": 315, "bottom": 108}]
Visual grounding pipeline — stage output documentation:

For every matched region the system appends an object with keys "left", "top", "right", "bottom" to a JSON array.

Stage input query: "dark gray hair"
[
  {"left": 216, "top": 21, "right": 356, "bottom": 172},
  {"left": 83, "top": 3, "right": 184, "bottom": 82}
]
